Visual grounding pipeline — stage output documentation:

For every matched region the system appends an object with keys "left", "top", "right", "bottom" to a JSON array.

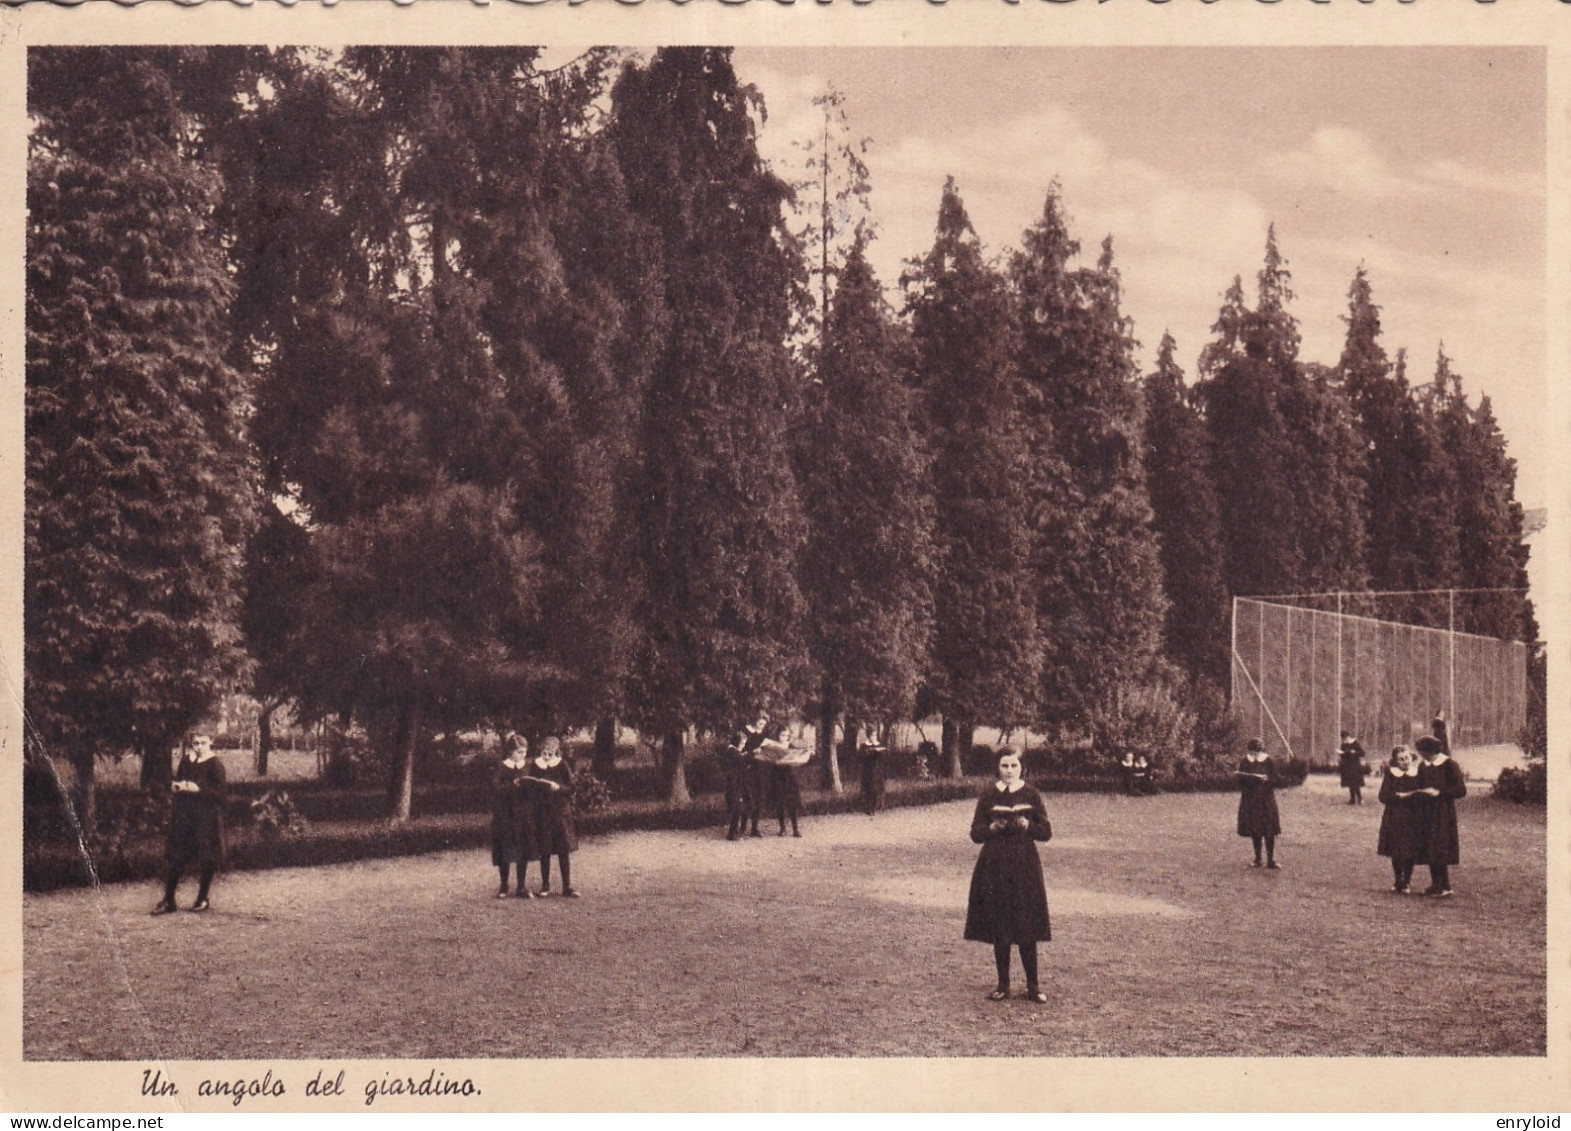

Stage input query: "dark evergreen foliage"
[
  {"left": 1011, "top": 192, "right": 1167, "bottom": 727},
  {"left": 25, "top": 49, "right": 1541, "bottom": 821},
  {"left": 610, "top": 49, "right": 813, "bottom": 800},
  {"left": 1142, "top": 333, "right": 1229, "bottom": 688},
  {"left": 798, "top": 234, "right": 937, "bottom": 757},
  {"left": 905, "top": 179, "right": 1042, "bottom": 774},
  {"left": 26, "top": 49, "right": 258, "bottom": 820}
]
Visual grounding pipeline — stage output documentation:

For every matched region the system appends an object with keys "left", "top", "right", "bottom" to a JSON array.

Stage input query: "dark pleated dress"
[
  {"left": 1376, "top": 768, "right": 1423, "bottom": 861},
  {"left": 491, "top": 761, "right": 539, "bottom": 867},
  {"left": 1236, "top": 755, "right": 1281, "bottom": 838},
  {"left": 532, "top": 757, "right": 579, "bottom": 857},
  {"left": 1338, "top": 741, "right": 1368, "bottom": 788},
  {"left": 1415, "top": 756, "right": 1466, "bottom": 866},
  {"left": 964, "top": 783, "right": 1052, "bottom": 945},
  {"left": 167, "top": 753, "right": 227, "bottom": 870}
]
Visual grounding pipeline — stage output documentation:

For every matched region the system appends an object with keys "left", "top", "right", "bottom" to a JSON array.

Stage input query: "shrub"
[
  {"left": 568, "top": 763, "right": 612, "bottom": 814},
  {"left": 1170, "top": 679, "right": 1246, "bottom": 780},
  {"left": 249, "top": 788, "right": 309, "bottom": 839},
  {"left": 1494, "top": 760, "right": 1546, "bottom": 805},
  {"left": 1087, "top": 676, "right": 1197, "bottom": 778}
]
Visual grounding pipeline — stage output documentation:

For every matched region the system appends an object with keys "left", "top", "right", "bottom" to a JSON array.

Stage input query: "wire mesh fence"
[{"left": 1230, "top": 593, "right": 1528, "bottom": 767}]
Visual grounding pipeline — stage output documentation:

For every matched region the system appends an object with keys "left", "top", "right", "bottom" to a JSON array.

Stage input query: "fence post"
[{"left": 1335, "top": 591, "right": 1343, "bottom": 740}]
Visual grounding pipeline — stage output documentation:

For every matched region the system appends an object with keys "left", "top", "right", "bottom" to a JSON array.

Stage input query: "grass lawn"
[{"left": 24, "top": 773, "right": 1544, "bottom": 1059}]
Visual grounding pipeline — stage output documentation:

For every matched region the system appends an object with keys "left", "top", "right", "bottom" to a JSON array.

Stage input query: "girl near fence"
[{"left": 1235, "top": 738, "right": 1282, "bottom": 869}]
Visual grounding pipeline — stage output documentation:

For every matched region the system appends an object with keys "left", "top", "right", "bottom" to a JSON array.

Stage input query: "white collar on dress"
[
  {"left": 995, "top": 780, "right": 1025, "bottom": 793},
  {"left": 1245, "top": 752, "right": 1269, "bottom": 763},
  {"left": 1425, "top": 754, "right": 1449, "bottom": 766}
]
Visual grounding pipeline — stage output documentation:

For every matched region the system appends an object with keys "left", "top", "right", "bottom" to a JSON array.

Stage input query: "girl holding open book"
[
  {"left": 1236, "top": 738, "right": 1282, "bottom": 869},
  {"left": 964, "top": 746, "right": 1053, "bottom": 1003}
]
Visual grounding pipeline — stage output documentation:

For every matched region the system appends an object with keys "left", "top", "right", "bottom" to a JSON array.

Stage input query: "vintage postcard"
[{"left": 2, "top": 0, "right": 1566, "bottom": 1114}]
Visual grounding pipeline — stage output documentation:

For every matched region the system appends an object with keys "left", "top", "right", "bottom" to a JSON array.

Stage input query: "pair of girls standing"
[
  {"left": 1378, "top": 735, "right": 1466, "bottom": 896},
  {"left": 491, "top": 735, "right": 579, "bottom": 899}
]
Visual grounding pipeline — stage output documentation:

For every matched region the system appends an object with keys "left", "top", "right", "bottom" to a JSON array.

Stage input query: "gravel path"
[{"left": 25, "top": 782, "right": 1545, "bottom": 1059}]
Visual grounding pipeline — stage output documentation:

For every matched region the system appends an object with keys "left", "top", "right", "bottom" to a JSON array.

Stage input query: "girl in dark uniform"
[
  {"left": 491, "top": 734, "right": 537, "bottom": 898},
  {"left": 1118, "top": 751, "right": 1139, "bottom": 795},
  {"left": 152, "top": 734, "right": 227, "bottom": 914},
  {"left": 1377, "top": 745, "right": 1422, "bottom": 894},
  {"left": 722, "top": 731, "right": 756, "bottom": 840},
  {"left": 759, "top": 724, "right": 804, "bottom": 837},
  {"left": 1338, "top": 731, "right": 1369, "bottom": 805},
  {"left": 856, "top": 727, "right": 887, "bottom": 816},
  {"left": 965, "top": 747, "right": 1052, "bottom": 1003},
  {"left": 1132, "top": 754, "right": 1156, "bottom": 796},
  {"left": 1235, "top": 738, "right": 1281, "bottom": 869},
  {"left": 740, "top": 716, "right": 769, "bottom": 837},
  {"left": 531, "top": 737, "right": 579, "bottom": 898},
  {"left": 1414, "top": 734, "right": 1465, "bottom": 897}
]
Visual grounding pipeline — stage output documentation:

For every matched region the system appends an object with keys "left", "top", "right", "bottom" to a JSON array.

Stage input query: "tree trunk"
[
  {"left": 837, "top": 721, "right": 859, "bottom": 791},
  {"left": 817, "top": 687, "right": 842, "bottom": 793},
  {"left": 942, "top": 715, "right": 962, "bottom": 779},
  {"left": 255, "top": 702, "right": 276, "bottom": 777},
  {"left": 960, "top": 722, "right": 976, "bottom": 771},
  {"left": 138, "top": 735, "right": 173, "bottom": 791},
  {"left": 592, "top": 717, "right": 618, "bottom": 781},
  {"left": 71, "top": 742, "right": 97, "bottom": 834},
  {"left": 391, "top": 698, "right": 420, "bottom": 824},
  {"left": 661, "top": 730, "right": 690, "bottom": 805}
]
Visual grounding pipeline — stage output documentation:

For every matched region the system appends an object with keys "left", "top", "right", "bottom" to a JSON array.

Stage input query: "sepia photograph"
[{"left": 3, "top": 4, "right": 1565, "bottom": 1115}]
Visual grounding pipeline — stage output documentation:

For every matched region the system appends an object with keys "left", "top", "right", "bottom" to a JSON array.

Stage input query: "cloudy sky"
[{"left": 736, "top": 47, "right": 1546, "bottom": 509}]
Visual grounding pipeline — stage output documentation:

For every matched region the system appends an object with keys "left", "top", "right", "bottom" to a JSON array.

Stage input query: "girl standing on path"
[
  {"left": 491, "top": 734, "right": 538, "bottom": 898},
  {"left": 964, "top": 747, "right": 1052, "bottom": 1004},
  {"left": 531, "top": 737, "right": 580, "bottom": 898},
  {"left": 152, "top": 734, "right": 227, "bottom": 915},
  {"left": 1338, "top": 731, "right": 1369, "bottom": 805},
  {"left": 1235, "top": 738, "right": 1282, "bottom": 869},
  {"left": 1414, "top": 734, "right": 1466, "bottom": 897},
  {"left": 757, "top": 723, "right": 805, "bottom": 838},
  {"left": 1377, "top": 745, "right": 1422, "bottom": 894}
]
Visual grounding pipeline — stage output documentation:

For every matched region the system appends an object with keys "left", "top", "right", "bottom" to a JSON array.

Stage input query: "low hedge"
[{"left": 22, "top": 765, "right": 1305, "bottom": 893}]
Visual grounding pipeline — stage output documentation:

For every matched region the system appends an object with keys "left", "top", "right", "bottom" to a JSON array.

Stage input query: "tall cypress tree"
[
  {"left": 1198, "top": 228, "right": 1366, "bottom": 599},
  {"left": 231, "top": 49, "right": 582, "bottom": 820},
  {"left": 1195, "top": 275, "right": 1303, "bottom": 597},
  {"left": 611, "top": 48, "right": 812, "bottom": 801},
  {"left": 1143, "top": 332, "right": 1230, "bottom": 688},
  {"left": 1252, "top": 228, "right": 1366, "bottom": 594},
  {"left": 1339, "top": 270, "right": 1456, "bottom": 615},
  {"left": 905, "top": 178, "right": 1041, "bottom": 775},
  {"left": 26, "top": 49, "right": 258, "bottom": 822},
  {"left": 1430, "top": 349, "right": 1536, "bottom": 643},
  {"left": 1011, "top": 193, "right": 1167, "bottom": 727},
  {"left": 799, "top": 233, "right": 936, "bottom": 788}
]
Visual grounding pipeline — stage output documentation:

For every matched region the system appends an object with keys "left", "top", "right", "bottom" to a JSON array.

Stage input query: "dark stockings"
[
  {"left": 992, "top": 942, "right": 1040, "bottom": 991},
  {"left": 1250, "top": 836, "right": 1276, "bottom": 865},
  {"left": 498, "top": 864, "right": 512, "bottom": 892},
  {"left": 1390, "top": 859, "right": 1414, "bottom": 890},
  {"left": 1428, "top": 862, "right": 1450, "bottom": 892},
  {"left": 164, "top": 864, "right": 214, "bottom": 905},
  {"left": 541, "top": 853, "right": 571, "bottom": 893}
]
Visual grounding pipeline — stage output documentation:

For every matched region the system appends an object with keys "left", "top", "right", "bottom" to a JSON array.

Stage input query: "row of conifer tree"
[{"left": 25, "top": 46, "right": 1536, "bottom": 822}]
